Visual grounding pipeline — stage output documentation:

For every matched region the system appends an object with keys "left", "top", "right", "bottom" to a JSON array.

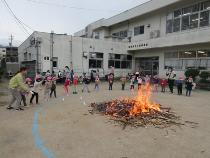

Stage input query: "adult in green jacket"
[{"left": 7, "top": 67, "right": 29, "bottom": 110}]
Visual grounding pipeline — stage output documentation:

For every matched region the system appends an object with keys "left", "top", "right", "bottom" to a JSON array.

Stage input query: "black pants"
[
  {"left": 30, "top": 92, "right": 39, "bottom": 104},
  {"left": 50, "top": 88, "right": 56, "bottom": 98},
  {"left": 186, "top": 89, "right": 192, "bottom": 96},
  {"left": 62, "top": 77, "right": 66, "bottom": 84},
  {"left": 122, "top": 84, "right": 125, "bottom": 90},
  {"left": 177, "top": 84, "right": 183, "bottom": 95},
  {"left": 21, "top": 94, "right": 27, "bottom": 106},
  {"left": 168, "top": 79, "right": 174, "bottom": 93},
  {"left": 109, "top": 83, "right": 113, "bottom": 90},
  {"left": 58, "top": 78, "right": 62, "bottom": 84}
]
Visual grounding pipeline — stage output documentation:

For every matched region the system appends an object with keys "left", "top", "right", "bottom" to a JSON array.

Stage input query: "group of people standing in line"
[
  {"left": 165, "top": 67, "right": 195, "bottom": 96},
  {"left": 6, "top": 66, "right": 195, "bottom": 111},
  {"left": 122, "top": 67, "right": 195, "bottom": 97}
]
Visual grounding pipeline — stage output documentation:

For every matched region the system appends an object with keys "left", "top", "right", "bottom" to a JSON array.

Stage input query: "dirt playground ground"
[{"left": 0, "top": 81, "right": 210, "bottom": 158}]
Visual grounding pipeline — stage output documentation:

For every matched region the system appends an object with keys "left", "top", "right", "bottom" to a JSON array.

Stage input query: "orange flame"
[{"left": 129, "top": 83, "right": 160, "bottom": 116}]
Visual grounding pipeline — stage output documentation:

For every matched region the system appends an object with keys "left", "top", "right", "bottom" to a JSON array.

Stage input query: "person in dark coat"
[
  {"left": 166, "top": 67, "right": 176, "bottom": 93},
  {"left": 108, "top": 73, "right": 114, "bottom": 90},
  {"left": 82, "top": 73, "right": 90, "bottom": 93},
  {"left": 185, "top": 76, "right": 194, "bottom": 97},
  {"left": 176, "top": 76, "right": 184, "bottom": 95}
]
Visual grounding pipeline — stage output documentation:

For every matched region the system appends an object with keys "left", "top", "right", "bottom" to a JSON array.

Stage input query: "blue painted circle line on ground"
[
  {"left": 32, "top": 107, "right": 56, "bottom": 158},
  {"left": 32, "top": 94, "right": 86, "bottom": 158}
]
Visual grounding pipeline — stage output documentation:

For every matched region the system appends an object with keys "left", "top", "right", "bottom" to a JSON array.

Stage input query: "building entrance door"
[{"left": 135, "top": 57, "right": 159, "bottom": 76}]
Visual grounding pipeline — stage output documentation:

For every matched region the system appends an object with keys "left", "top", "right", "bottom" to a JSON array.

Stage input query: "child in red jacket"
[
  {"left": 160, "top": 78, "right": 167, "bottom": 92},
  {"left": 64, "top": 77, "right": 71, "bottom": 96}
]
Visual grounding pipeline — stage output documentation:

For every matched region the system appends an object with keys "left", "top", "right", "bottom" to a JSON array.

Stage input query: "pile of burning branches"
[{"left": 89, "top": 84, "right": 184, "bottom": 129}]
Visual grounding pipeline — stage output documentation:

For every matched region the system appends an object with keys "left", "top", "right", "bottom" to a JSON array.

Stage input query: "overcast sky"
[{"left": 0, "top": 0, "right": 149, "bottom": 46}]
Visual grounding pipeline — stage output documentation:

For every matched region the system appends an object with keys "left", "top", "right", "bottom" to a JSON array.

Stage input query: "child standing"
[
  {"left": 44, "top": 76, "right": 52, "bottom": 101},
  {"left": 108, "top": 73, "right": 114, "bottom": 90},
  {"left": 95, "top": 75, "right": 100, "bottom": 91},
  {"left": 160, "top": 78, "right": 167, "bottom": 92},
  {"left": 20, "top": 77, "right": 32, "bottom": 106},
  {"left": 137, "top": 76, "right": 143, "bottom": 90},
  {"left": 153, "top": 76, "right": 159, "bottom": 92},
  {"left": 176, "top": 77, "right": 184, "bottom": 95},
  {"left": 130, "top": 75, "right": 135, "bottom": 91},
  {"left": 50, "top": 77, "right": 57, "bottom": 98},
  {"left": 145, "top": 75, "right": 150, "bottom": 84},
  {"left": 82, "top": 74, "right": 90, "bottom": 93},
  {"left": 120, "top": 75, "right": 126, "bottom": 90},
  {"left": 73, "top": 74, "right": 78, "bottom": 94},
  {"left": 64, "top": 77, "right": 71, "bottom": 96},
  {"left": 185, "top": 76, "right": 194, "bottom": 97},
  {"left": 30, "top": 77, "right": 42, "bottom": 104}
]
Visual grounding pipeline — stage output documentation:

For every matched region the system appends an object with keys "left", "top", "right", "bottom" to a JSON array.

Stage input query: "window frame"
[
  {"left": 108, "top": 53, "right": 132, "bottom": 69},
  {"left": 134, "top": 25, "right": 145, "bottom": 36},
  {"left": 164, "top": 50, "right": 210, "bottom": 70},
  {"left": 89, "top": 52, "right": 104, "bottom": 69},
  {"left": 166, "top": 1, "right": 210, "bottom": 34}
]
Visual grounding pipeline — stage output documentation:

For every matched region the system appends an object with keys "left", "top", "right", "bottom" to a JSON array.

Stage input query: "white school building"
[{"left": 19, "top": 0, "right": 210, "bottom": 77}]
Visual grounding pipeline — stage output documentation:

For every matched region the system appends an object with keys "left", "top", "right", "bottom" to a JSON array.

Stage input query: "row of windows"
[
  {"left": 112, "top": 30, "right": 128, "bottom": 38},
  {"left": 111, "top": 25, "right": 145, "bottom": 38},
  {"left": 164, "top": 50, "right": 210, "bottom": 70},
  {"left": 165, "top": 59, "right": 210, "bottom": 70},
  {"left": 89, "top": 59, "right": 103, "bottom": 68},
  {"left": 89, "top": 53, "right": 133, "bottom": 69},
  {"left": 108, "top": 53, "right": 132, "bottom": 69},
  {"left": 167, "top": 1, "right": 210, "bottom": 19},
  {"left": 166, "top": 1, "right": 210, "bottom": 33},
  {"left": 103, "top": 25, "right": 145, "bottom": 39},
  {"left": 165, "top": 50, "right": 210, "bottom": 58},
  {"left": 89, "top": 59, "right": 132, "bottom": 69},
  {"left": 172, "top": 1, "right": 210, "bottom": 18},
  {"left": 108, "top": 60, "right": 132, "bottom": 69},
  {"left": 108, "top": 54, "right": 132, "bottom": 60},
  {"left": 5, "top": 57, "right": 18, "bottom": 62}
]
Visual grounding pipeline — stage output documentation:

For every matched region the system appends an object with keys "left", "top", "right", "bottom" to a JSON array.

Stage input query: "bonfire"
[{"left": 90, "top": 84, "right": 183, "bottom": 129}]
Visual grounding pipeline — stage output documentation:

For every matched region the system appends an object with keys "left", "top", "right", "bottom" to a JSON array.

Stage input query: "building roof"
[
  {"left": 0, "top": 45, "right": 17, "bottom": 49},
  {"left": 79, "top": 0, "right": 181, "bottom": 32}
]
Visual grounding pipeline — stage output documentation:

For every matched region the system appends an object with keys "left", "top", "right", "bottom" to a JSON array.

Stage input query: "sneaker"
[
  {"left": 16, "top": 107, "right": 24, "bottom": 111},
  {"left": 7, "top": 106, "right": 14, "bottom": 110}
]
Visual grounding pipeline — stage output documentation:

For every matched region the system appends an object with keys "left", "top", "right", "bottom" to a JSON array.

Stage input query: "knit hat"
[{"left": 25, "top": 77, "right": 32, "bottom": 82}]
